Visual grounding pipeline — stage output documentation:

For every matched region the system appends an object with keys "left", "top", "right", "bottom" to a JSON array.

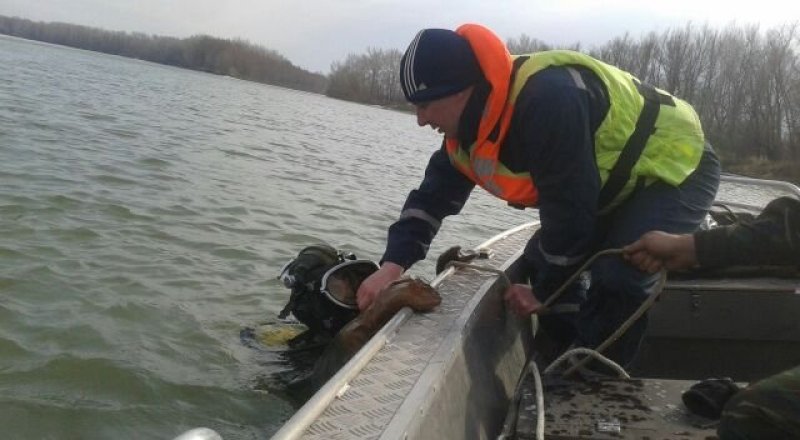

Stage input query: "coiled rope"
[{"left": 447, "top": 248, "right": 668, "bottom": 440}]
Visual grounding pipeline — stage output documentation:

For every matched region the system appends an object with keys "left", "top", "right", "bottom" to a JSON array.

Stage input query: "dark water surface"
[{"left": 0, "top": 35, "right": 531, "bottom": 439}]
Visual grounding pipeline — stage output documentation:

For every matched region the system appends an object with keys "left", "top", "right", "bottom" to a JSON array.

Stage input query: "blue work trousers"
[{"left": 537, "top": 146, "right": 721, "bottom": 368}]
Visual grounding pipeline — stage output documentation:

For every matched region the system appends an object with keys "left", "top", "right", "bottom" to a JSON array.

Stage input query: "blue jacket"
[{"left": 382, "top": 65, "right": 610, "bottom": 296}]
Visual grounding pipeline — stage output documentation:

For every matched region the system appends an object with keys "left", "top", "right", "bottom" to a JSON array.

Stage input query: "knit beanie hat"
[{"left": 399, "top": 29, "right": 482, "bottom": 104}]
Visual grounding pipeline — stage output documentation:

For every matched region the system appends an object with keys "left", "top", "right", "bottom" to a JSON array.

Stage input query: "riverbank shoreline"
[{"left": 725, "top": 159, "right": 800, "bottom": 186}]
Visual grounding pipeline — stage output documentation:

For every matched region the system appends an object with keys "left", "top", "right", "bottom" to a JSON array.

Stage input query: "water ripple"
[{"left": 0, "top": 35, "right": 531, "bottom": 440}]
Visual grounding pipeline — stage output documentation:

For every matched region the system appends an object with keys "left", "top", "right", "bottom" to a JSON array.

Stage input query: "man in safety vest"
[{"left": 356, "top": 23, "right": 721, "bottom": 368}]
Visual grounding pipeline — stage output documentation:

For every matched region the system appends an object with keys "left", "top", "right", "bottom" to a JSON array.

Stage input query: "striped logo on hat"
[{"left": 401, "top": 30, "right": 425, "bottom": 97}]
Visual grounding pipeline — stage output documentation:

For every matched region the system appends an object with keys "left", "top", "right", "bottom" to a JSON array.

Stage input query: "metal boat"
[{"left": 269, "top": 175, "right": 800, "bottom": 440}]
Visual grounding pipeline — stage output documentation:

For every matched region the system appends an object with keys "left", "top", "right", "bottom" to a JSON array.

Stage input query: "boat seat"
[
  {"left": 515, "top": 375, "right": 719, "bottom": 439},
  {"left": 669, "top": 265, "right": 800, "bottom": 281}
]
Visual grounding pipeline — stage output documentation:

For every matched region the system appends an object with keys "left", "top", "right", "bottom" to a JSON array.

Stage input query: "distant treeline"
[
  {"left": 330, "top": 23, "right": 800, "bottom": 163},
  {"left": 593, "top": 24, "right": 800, "bottom": 162},
  {"left": 4, "top": 14, "right": 800, "bottom": 164},
  {"left": 0, "top": 15, "right": 327, "bottom": 93},
  {"left": 327, "top": 48, "right": 405, "bottom": 107}
]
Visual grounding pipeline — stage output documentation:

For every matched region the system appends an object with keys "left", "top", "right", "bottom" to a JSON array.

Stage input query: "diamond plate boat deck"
[{"left": 271, "top": 222, "right": 538, "bottom": 440}]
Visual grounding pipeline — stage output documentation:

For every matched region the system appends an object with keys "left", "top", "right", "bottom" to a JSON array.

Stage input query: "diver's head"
[{"left": 278, "top": 245, "right": 378, "bottom": 339}]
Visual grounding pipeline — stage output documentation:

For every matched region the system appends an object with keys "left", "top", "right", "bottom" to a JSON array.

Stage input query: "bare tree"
[
  {"left": 506, "top": 34, "right": 552, "bottom": 54},
  {"left": 587, "top": 21, "right": 799, "bottom": 162},
  {"left": 326, "top": 48, "right": 405, "bottom": 106}
]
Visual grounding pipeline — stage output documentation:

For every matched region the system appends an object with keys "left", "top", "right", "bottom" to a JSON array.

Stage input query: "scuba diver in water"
[
  {"left": 240, "top": 244, "right": 377, "bottom": 400},
  {"left": 245, "top": 244, "right": 439, "bottom": 403},
  {"left": 275, "top": 244, "right": 377, "bottom": 349},
  {"left": 624, "top": 196, "right": 800, "bottom": 439}
]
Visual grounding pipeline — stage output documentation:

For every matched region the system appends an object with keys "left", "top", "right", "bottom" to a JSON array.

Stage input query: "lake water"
[{"left": 0, "top": 35, "right": 531, "bottom": 439}]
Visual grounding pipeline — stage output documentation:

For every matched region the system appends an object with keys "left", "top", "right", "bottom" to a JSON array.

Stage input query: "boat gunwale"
[
  {"left": 270, "top": 222, "right": 538, "bottom": 439},
  {"left": 381, "top": 245, "right": 534, "bottom": 439},
  {"left": 272, "top": 175, "right": 800, "bottom": 439}
]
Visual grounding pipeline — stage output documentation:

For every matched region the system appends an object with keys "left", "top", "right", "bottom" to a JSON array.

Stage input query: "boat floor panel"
[{"left": 517, "top": 376, "right": 719, "bottom": 439}]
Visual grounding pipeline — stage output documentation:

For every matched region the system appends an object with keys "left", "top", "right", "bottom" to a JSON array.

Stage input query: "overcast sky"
[{"left": 2, "top": 0, "right": 797, "bottom": 73}]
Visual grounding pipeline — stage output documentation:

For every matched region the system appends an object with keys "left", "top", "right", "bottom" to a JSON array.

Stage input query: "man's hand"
[
  {"left": 623, "top": 231, "right": 698, "bottom": 273},
  {"left": 356, "top": 262, "right": 405, "bottom": 311},
  {"left": 503, "top": 283, "right": 544, "bottom": 316}
]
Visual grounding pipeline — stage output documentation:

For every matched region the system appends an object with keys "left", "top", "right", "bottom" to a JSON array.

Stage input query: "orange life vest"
[{"left": 445, "top": 24, "right": 538, "bottom": 206}]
